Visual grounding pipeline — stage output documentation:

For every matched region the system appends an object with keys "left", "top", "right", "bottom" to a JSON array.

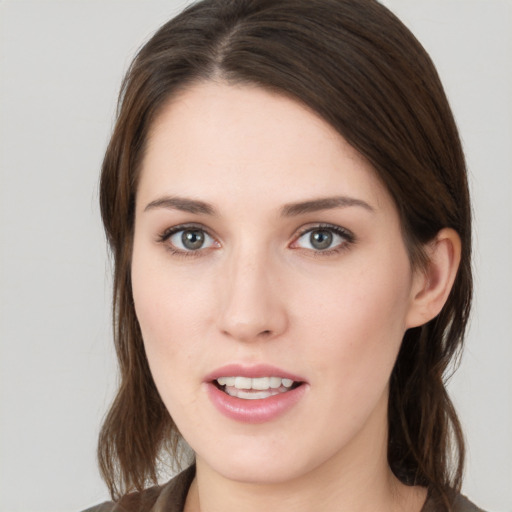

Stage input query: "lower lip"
[{"left": 206, "top": 382, "right": 307, "bottom": 424}]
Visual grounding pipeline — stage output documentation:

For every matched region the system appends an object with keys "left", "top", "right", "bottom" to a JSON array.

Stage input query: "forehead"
[{"left": 138, "top": 81, "right": 394, "bottom": 215}]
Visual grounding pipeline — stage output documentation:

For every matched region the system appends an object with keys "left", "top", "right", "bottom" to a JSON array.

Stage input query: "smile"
[
  {"left": 215, "top": 376, "right": 298, "bottom": 400},
  {"left": 205, "top": 365, "right": 307, "bottom": 423}
]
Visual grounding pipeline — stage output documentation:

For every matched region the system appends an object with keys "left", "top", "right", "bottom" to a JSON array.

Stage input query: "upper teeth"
[{"left": 217, "top": 376, "right": 294, "bottom": 389}]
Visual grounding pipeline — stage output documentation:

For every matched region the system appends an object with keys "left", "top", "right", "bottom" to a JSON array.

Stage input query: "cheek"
[
  {"left": 131, "top": 244, "right": 203, "bottom": 387},
  {"left": 132, "top": 241, "right": 204, "bottom": 341},
  {"left": 300, "top": 255, "right": 413, "bottom": 379},
  {"left": 131, "top": 252, "right": 208, "bottom": 422}
]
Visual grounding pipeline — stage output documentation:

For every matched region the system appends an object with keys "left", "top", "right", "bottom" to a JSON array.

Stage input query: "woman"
[{"left": 88, "top": 0, "right": 483, "bottom": 510}]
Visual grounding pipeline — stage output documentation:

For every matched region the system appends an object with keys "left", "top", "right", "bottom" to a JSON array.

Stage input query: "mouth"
[
  {"left": 205, "top": 364, "right": 307, "bottom": 423},
  {"left": 213, "top": 376, "right": 303, "bottom": 400}
]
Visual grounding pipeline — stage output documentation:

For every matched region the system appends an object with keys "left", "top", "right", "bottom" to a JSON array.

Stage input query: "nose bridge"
[{"left": 217, "top": 240, "right": 287, "bottom": 342}]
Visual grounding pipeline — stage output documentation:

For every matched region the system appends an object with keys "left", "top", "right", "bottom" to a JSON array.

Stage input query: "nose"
[{"left": 216, "top": 248, "right": 288, "bottom": 343}]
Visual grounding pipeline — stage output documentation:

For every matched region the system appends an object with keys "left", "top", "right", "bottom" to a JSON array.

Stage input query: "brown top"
[{"left": 83, "top": 465, "right": 485, "bottom": 512}]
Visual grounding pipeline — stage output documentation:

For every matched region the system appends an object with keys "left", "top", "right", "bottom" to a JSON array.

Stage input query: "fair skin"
[{"left": 131, "top": 81, "right": 461, "bottom": 512}]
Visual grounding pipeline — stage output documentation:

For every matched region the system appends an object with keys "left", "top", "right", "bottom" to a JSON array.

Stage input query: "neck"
[{"left": 184, "top": 392, "right": 427, "bottom": 512}]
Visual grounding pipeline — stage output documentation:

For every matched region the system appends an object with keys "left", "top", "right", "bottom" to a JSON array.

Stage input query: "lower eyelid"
[
  {"left": 157, "top": 225, "right": 222, "bottom": 257},
  {"left": 157, "top": 224, "right": 354, "bottom": 254},
  {"left": 292, "top": 226, "right": 354, "bottom": 246}
]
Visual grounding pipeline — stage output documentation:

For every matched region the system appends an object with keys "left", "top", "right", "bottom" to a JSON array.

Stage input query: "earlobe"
[{"left": 406, "top": 228, "right": 462, "bottom": 329}]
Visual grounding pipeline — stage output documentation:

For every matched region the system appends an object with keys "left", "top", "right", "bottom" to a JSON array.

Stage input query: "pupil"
[
  {"left": 182, "top": 230, "right": 204, "bottom": 250},
  {"left": 310, "top": 230, "right": 332, "bottom": 250}
]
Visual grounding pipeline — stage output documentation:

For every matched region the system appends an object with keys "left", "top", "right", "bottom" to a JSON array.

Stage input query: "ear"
[{"left": 405, "top": 228, "right": 462, "bottom": 329}]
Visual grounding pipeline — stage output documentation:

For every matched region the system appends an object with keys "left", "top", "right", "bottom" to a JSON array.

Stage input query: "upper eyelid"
[
  {"left": 289, "top": 224, "right": 356, "bottom": 253},
  {"left": 157, "top": 222, "right": 355, "bottom": 246},
  {"left": 293, "top": 223, "right": 354, "bottom": 238},
  {"left": 160, "top": 222, "right": 214, "bottom": 240},
  {"left": 158, "top": 224, "right": 219, "bottom": 255}
]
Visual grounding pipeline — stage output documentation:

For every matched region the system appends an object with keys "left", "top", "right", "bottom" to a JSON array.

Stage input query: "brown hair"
[{"left": 98, "top": 0, "right": 472, "bottom": 509}]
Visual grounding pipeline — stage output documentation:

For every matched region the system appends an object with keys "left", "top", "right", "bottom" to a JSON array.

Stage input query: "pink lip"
[{"left": 204, "top": 364, "right": 308, "bottom": 424}]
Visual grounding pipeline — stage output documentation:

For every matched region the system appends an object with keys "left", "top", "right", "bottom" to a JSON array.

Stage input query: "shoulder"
[
  {"left": 422, "top": 491, "right": 487, "bottom": 512},
  {"left": 82, "top": 503, "right": 118, "bottom": 512},
  {"left": 453, "top": 493, "right": 487, "bottom": 512},
  {"left": 82, "top": 465, "right": 195, "bottom": 512}
]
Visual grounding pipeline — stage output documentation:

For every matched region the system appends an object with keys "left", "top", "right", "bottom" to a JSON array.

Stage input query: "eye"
[
  {"left": 160, "top": 225, "right": 219, "bottom": 254},
  {"left": 291, "top": 225, "right": 354, "bottom": 253}
]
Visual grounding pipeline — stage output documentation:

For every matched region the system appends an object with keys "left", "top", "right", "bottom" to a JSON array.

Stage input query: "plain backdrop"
[{"left": 0, "top": 1, "right": 511, "bottom": 511}]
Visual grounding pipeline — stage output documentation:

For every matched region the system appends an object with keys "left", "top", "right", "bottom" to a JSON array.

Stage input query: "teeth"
[
  {"left": 269, "top": 376, "right": 281, "bottom": 389},
  {"left": 216, "top": 376, "right": 296, "bottom": 390},
  {"left": 218, "top": 376, "right": 235, "bottom": 387},
  {"left": 252, "top": 377, "right": 270, "bottom": 390},
  {"left": 235, "top": 376, "right": 252, "bottom": 389},
  {"left": 225, "top": 388, "right": 281, "bottom": 400}
]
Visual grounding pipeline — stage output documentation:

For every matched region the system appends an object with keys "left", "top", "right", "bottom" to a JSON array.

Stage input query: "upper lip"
[{"left": 204, "top": 364, "right": 306, "bottom": 383}]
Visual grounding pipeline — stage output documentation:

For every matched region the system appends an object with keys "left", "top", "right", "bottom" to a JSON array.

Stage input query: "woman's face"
[{"left": 132, "top": 82, "right": 424, "bottom": 484}]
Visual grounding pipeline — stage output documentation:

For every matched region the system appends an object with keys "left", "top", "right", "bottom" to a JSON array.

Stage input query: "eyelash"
[
  {"left": 157, "top": 223, "right": 217, "bottom": 258},
  {"left": 157, "top": 223, "right": 356, "bottom": 257},
  {"left": 291, "top": 223, "right": 356, "bottom": 256}
]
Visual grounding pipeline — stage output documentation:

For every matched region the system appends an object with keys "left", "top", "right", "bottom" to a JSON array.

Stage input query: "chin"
[
  {"left": 195, "top": 438, "right": 324, "bottom": 486},
  {"left": 215, "top": 459, "right": 307, "bottom": 485}
]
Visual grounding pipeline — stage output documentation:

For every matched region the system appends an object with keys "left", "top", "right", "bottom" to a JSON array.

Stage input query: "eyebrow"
[
  {"left": 144, "top": 196, "right": 217, "bottom": 215},
  {"left": 280, "top": 196, "right": 375, "bottom": 216},
  {"left": 143, "top": 195, "right": 374, "bottom": 216}
]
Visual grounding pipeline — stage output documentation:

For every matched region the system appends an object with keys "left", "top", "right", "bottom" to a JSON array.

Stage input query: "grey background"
[{"left": 0, "top": 1, "right": 510, "bottom": 511}]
